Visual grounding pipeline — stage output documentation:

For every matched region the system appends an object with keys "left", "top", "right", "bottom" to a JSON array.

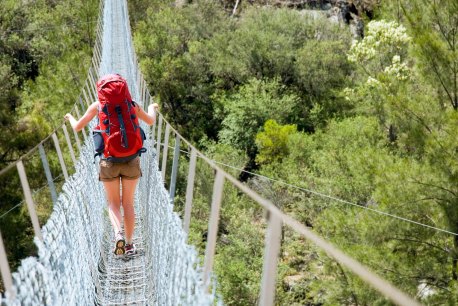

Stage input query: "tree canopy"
[{"left": 132, "top": 0, "right": 458, "bottom": 304}]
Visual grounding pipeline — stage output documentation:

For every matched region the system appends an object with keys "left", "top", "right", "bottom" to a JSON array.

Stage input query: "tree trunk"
[
  {"left": 453, "top": 234, "right": 458, "bottom": 280},
  {"left": 388, "top": 124, "right": 397, "bottom": 143}
]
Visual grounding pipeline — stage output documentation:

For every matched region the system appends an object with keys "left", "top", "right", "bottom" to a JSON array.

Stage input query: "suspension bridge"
[{"left": 0, "top": 1, "right": 424, "bottom": 305}]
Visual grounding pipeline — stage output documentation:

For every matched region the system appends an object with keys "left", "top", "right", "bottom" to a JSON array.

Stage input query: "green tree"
[
  {"left": 255, "top": 119, "right": 297, "bottom": 165},
  {"left": 294, "top": 39, "right": 353, "bottom": 129},
  {"left": 401, "top": 0, "right": 458, "bottom": 109},
  {"left": 134, "top": 1, "right": 229, "bottom": 141},
  {"left": 217, "top": 78, "right": 300, "bottom": 158},
  {"left": 347, "top": 17, "right": 458, "bottom": 289},
  {"left": 206, "top": 7, "right": 353, "bottom": 130}
]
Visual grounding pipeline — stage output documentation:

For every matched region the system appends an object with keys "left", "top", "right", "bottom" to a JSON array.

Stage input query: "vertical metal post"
[
  {"left": 91, "top": 56, "right": 99, "bottom": 76},
  {"left": 169, "top": 135, "right": 181, "bottom": 203},
  {"left": 87, "top": 81, "right": 95, "bottom": 103},
  {"left": 75, "top": 103, "right": 88, "bottom": 142},
  {"left": 52, "top": 133, "right": 69, "bottom": 181},
  {"left": 78, "top": 96, "right": 85, "bottom": 113},
  {"left": 203, "top": 170, "right": 224, "bottom": 286},
  {"left": 38, "top": 144, "right": 58, "bottom": 205},
  {"left": 95, "top": 31, "right": 102, "bottom": 61},
  {"left": 259, "top": 212, "right": 282, "bottom": 306},
  {"left": 150, "top": 111, "right": 156, "bottom": 147},
  {"left": 77, "top": 96, "right": 84, "bottom": 111},
  {"left": 94, "top": 31, "right": 100, "bottom": 60},
  {"left": 156, "top": 116, "right": 163, "bottom": 166},
  {"left": 142, "top": 81, "right": 150, "bottom": 105},
  {"left": 88, "top": 68, "right": 99, "bottom": 99},
  {"left": 161, "top": 124, "right": 170, "bottom": 181},
  {"left": 141, "top": 80, "right": 146, "bottom": 106},
  {"left": 96, "top": 47, "right": 102, "bottom": 70},
  {"left": 62, "top": 123, "right": 77, "bottom": 167},
  {"left": 17, "top": 160, "right": 43, "bottom": 241},
  {"left": 183, "top": 148, "right": 197, "bottom": 235},
  {"left": 142, "top": 80, "right": 147, "bottom": 107},
  {"left": 143, "top": 86, "right": 147, "bottom": 107},
  {"left": 136, "top": 78, "right": 141, "bottom": 106},
  {"left": 86, "top": 80, "right": 96, "bottom": 103},
  {"left": 93, "top": 40, "right": 100, "bottom": 64},
  {"left": 96, "top": 22, "right": 101, "bottom": 43},
  {"left": 136, "top": 70, "right": 141, "bottom": 100},
  {"left": 82, "top": 86, "right": 91, "bottom": 107},
  {"left": 0, "top": 230, "right": 14, "bottom": 299},
  {"left": 146, "top": 86, "right": 150, "bottom": 106},
  {"left": 92, "top": 57, "right": 99, "bottom": 76},
  {"left": 72, "top": 120, "right": 82, "bottom": 154},
  {"left": 93, "top": 41, "right": 102, "bottom": 66}
]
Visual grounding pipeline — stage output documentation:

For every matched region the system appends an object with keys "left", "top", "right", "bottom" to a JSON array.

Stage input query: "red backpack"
[{"left": 93, "top": 74, "right": 146, "bottom": 162}]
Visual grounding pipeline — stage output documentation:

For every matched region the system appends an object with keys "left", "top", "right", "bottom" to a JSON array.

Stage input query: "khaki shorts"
[{"left": 99, "top": 157, "right": 142, "bottom": 182}]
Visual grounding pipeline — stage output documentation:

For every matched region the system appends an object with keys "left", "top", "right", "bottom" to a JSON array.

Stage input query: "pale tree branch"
[
  {"left": 381, "top": 266, "right": 451, "bottom": 292},
  {"left": 387, "top": 236, "right": 450, "bottom": 254},
  {"left": 232, "top": 0, "right": 240, "bottom": 16},
  {"left": 408, "top": 178, "right": 458, "bottom": 198}
]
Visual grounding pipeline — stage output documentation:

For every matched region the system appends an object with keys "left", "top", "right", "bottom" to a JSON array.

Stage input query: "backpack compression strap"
[{"left": 115, "top": 105, "right": 129, "bottom": 148}]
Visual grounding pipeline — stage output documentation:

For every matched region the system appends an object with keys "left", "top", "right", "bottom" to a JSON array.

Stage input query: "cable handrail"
[
  {"left": 154, "top": 140, "right": 457, "bottom": 236},
  {"left": 0, "top": 173, "right": 64, "bottom": 220},
  {"left": 0, "top": 121, "right": 67, "bottom": 178},
  {"left": 215, "top": 159, "right": 458, "bottom": 236}
]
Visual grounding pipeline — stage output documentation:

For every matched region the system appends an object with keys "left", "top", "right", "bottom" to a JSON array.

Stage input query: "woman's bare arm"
[
  {"left": 64, "top": 102, "right": 98, "bottom": 131},
  {"left": 136, "top": 103, "right": 159, "bottom": 126}
]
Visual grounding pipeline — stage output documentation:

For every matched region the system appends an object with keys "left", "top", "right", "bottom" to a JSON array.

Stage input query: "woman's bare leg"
[
  {"left": 121, "top": 178, "right": 139, "bottom": 244},
  {"left": 103, "top": 179, "right": 122, "bottom": 235}
]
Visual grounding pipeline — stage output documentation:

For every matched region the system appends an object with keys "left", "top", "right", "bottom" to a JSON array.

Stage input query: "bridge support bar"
[
  {"left": 259, "top": 212, "right": 282, "bottom": 306},
  {"left": 16, "top": 160, "right": 43, "bottom": 241},
  {"left": 0, "top": 231, "right": 15, "bottom": 300},
  {"left": 183, "top": 148, "right": 197, "bottom": 236},
  {"left": 203, "top": 170, "right": 224, "bottom": 287},
  {"left": 169, "top": 135, "right": 180, "bottom": 204},
  {"left": 38, "top": 144, "right": 58, "bottom": 205}
]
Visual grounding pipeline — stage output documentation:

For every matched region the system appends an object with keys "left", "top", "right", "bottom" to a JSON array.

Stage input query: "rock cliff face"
[
  {"left": 270, "top": 0, "right": 379, "bottom": 37},
  {"left": 271, "top": 0, "right": 377, "bottom": 15},
  {"left": 331, "top": 0, "right": 378, "bottom": 25},
  {"left": 331, "top": 0, "right": 366, "bottom": 38},
  {"left": 226, "top": 0, "right": 377, "bottom": 37}
]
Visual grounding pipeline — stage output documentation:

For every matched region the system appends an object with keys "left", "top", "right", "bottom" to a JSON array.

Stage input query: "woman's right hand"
[{"left": 148, "top": 103, "right": 159, "bottom": 113}]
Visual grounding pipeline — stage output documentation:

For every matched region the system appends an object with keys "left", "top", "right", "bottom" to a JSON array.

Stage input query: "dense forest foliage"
[
  {"left": 1, "top": 0, "right": 458, "bottom": 305},
  {"left": 0, "top": 0, "right": 98, "bottom": 291},
  {"left": 129, "top": 0, "right": 458, "bottom": 304}
]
